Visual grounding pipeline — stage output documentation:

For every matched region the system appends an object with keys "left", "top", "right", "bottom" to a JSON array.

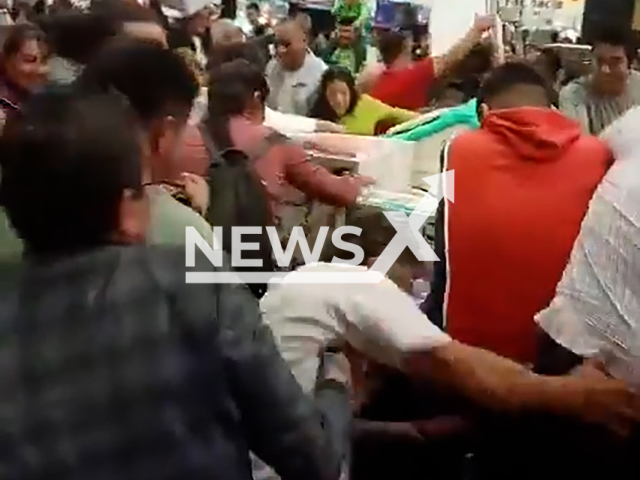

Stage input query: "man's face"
[
  {"left": 247, "top": 7, "right": 260, "bottom": 26},
  {"left": 274, "top": 22, "right": 307, "bottom": 71},
  {"left": 148, "top": 115, "right": 190, "bottom": 180},
  {"left": 592, "top": 43, "right": 629, "bottom": 96},
  {"left": 337, "top": 25, "right": 354, "bottom": 46}
]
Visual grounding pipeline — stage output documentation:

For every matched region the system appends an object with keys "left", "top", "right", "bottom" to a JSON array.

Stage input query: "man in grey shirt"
[
  {"left": 560, "top": 27, "right": 640, "bottom": 135},
  {"left": 266, "top": 18, "right": 327, "bottom": 116}
]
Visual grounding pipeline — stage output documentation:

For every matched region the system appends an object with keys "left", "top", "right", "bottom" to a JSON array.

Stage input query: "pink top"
[{"left": 227, "top": 116, "right": 361, "bottom": 214}]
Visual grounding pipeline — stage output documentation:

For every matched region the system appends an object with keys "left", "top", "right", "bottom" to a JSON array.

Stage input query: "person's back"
[
  {"left": 0, "top": 245, "right": 255, "bottom": 480},
  {"left": 0, "top": 87, "right": 351, "bottom": 480},
  {"left": 436, "top": 64, "right": 611, "bottom": 364},
  {"left": 207, "top": 60, "right": 365, "bottom": 219}
]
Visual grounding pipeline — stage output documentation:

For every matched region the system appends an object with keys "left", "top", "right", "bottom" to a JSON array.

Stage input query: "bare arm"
[
  {"left": 405, "top": 341, "right": 640, "bottom": 434},
  {"left": 432, "top": 16, "right": 494, "bottom": 78}
]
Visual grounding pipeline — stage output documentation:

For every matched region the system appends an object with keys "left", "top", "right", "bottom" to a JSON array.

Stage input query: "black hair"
[
  {"left": 76, "top": 40, "right": 198, "bottom": 126},
  {"left": 0, "top": 87, "right": 143, "bottom": 255},
  {"left": 206, "top": 59, "right": 269, "bottom": 149},
  {"left": 537, "top": 46, "right": 562, "bottom": 79},
  {"left": 246, "top": 2, "right": 260, "bottom": 11},
  {"left": 476, "top": 62, "right": 553, "bottom": 116},
  {"left": 378, "top": 29, "right": 407, "bottom": 66},
  {"left": 336, "top": 17, "right": 356, "bottom": 27},
  {"left": 309, "top": 67, "right": 359, "bottom": 123},
  {"left": 2, "top": 23, "right": 48, "bottom": 59},
  {"left": 38, "top": 11, "right": 119, "bottom": 65},
  {"left": 590, "top": 25, "right": 636, "bottom": 62},
  {"left": 207, "top": 40, "right": 267, "bottom": 73},
  {"left": 39, "top": 5, "right": 162, "bottom": 65},
  {"left": 458, "top": 42, "right": 494, "bottom": 77}
]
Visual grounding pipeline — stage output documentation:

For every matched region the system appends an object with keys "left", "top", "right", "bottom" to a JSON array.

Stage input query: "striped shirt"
[{"left": 559, "top": 71, "right": 640, "bottom": 135}]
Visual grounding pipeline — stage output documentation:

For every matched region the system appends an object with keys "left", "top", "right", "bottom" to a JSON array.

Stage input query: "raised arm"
[{"left": 432, "top": 15, "right": 495, "bottom": 78}]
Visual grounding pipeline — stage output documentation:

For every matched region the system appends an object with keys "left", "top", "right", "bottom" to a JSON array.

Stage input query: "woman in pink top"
[{"left": 205, "top": 59, "right": 371, "bottom": 219}]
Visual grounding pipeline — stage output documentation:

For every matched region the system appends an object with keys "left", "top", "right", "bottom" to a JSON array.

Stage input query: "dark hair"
[
  {"left": 0, "top": 88, "right": 143, "bottom": 254},
  {"left": 76, "top": 40, "right": 198, "bottom": 125},
  {"left": 208, "top": 41, "right": 267, "bottom": 73},
  {"left": 337, "top": 17, "right": 356, "bottom": 27},
  {"left": 590, "top": 26, "right": 636, "bottom": 62},
  {"left": 476, "top": 62, "right": 552, "bottom": 115},
  {"left": 378, "top": 29, "right": 407, "bottom": 66},
  {"left": 38, "top": 12, "right": 119, "bottom": 64},
  {"left": 40, "top": 5, "right": 161, "bottom": 64},
  {"left": 538, "top": 47, "right": 562, "bottom": 77},
  {"left": 321, "top": 207, "right": 419, "bottom": 266},
  {"left": 92, "top": 0, "right": 161, "bottom": 22},
  {"left": 206, "top": 59, "right": 269, "bottom": 149},
  {"left": 309, "top": 67, "right": 359, "bottom": 122},
  {"left": 2, "top": 24, "right": 48, "bottom": 60},
  {"left": 246, "top": 2, "right": 260, "bottom": 11}
]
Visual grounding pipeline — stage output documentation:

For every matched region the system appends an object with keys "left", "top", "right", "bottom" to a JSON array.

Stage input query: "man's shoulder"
[
  {"left": 559, "top": 77, "right": 588, "bottom": 101},
  {"left": 148, "top": 187, "right": 213, "bottom": 246},
  {"left": 304, "top": 53, "right": 328, "bottom": 76}
]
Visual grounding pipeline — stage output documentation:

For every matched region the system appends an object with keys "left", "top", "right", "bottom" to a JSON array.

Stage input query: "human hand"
[
  {"left": 179, "top": 173, "right": 209, "bottom": 215},
  {"left": 568, "top": 364, "right": 640, "bottom": 436},
  {"left": 315, "top": 120, "right": 345, "bottom": 134},
  {"left": 354, "top": 175, "right": 375, "bottom": 188},
  {"left": 320, "top": 350, "right": 352, "bottom": 388},
  {"left": 472, "top": 14, "right": 495, "bottom": 35},
  {"left": 412, "top": 416, "right": 469, "bottom": 439}
]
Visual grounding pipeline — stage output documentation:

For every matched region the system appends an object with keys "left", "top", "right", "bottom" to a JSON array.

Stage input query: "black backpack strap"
[{"left": 198, "top": 122, "right": 225, "bottom": 167}]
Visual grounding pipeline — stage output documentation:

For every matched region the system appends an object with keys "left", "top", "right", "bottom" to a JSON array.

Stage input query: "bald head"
[
  {"left": 210, "top": 19, "right": 246, "bottom": 46},
  {"left": 273, "top": 19, "right": 307, "bottom": 71}
]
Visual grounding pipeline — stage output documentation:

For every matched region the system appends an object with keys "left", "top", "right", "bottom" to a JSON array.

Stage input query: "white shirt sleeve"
[
  {"left": 264, "top": 107, "right": 317, "bottom": 135},
  {"left": 340, "top": 277, "right": 451, "bottom": 368}
]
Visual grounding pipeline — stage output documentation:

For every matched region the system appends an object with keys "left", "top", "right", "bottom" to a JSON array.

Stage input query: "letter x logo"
[{"left": 369, "top": 171, "right": 455, "bottom": 276}]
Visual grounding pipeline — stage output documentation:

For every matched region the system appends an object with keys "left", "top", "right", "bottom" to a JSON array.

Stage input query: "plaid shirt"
[
  {"left": 0, "top": 245, "right": 349, "bottom": 480},
  {"left": 0, "top": 245, "right": 255, "bottom": 480}
]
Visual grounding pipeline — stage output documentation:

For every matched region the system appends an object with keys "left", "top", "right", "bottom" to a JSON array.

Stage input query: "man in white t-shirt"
[{"left": 261, "top": 208, "right": 640, "bottom": 433}]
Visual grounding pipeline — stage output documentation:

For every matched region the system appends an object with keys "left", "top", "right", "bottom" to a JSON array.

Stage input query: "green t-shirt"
[
  {"left": 147, "top": 186, "right": 214, "bottom": 246},
  {"left": 330, "top": 47, "right": 357, "bottom": 74}
]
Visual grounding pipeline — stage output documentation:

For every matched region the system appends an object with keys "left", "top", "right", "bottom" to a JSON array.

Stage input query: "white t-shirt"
[{"left": 260, "top": 263, "right": 451, "bottom": 393}]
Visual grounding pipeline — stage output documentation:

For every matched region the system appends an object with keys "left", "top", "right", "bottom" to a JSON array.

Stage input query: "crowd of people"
[{"left": 0, "top": 0, "right": 640, "bottom": 479}]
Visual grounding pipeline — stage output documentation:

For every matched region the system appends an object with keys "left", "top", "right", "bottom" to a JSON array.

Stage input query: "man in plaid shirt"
[{"left": 0, "top": 88, "right": 350, "bottom": 479}]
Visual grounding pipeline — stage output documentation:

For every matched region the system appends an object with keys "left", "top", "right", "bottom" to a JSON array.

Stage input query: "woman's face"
[
  {"left": 5, "top": 39, "right": 49, "bottom": 92},
  {"left": 326, "top": 80, "right": 351, "bottom": 117}
]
